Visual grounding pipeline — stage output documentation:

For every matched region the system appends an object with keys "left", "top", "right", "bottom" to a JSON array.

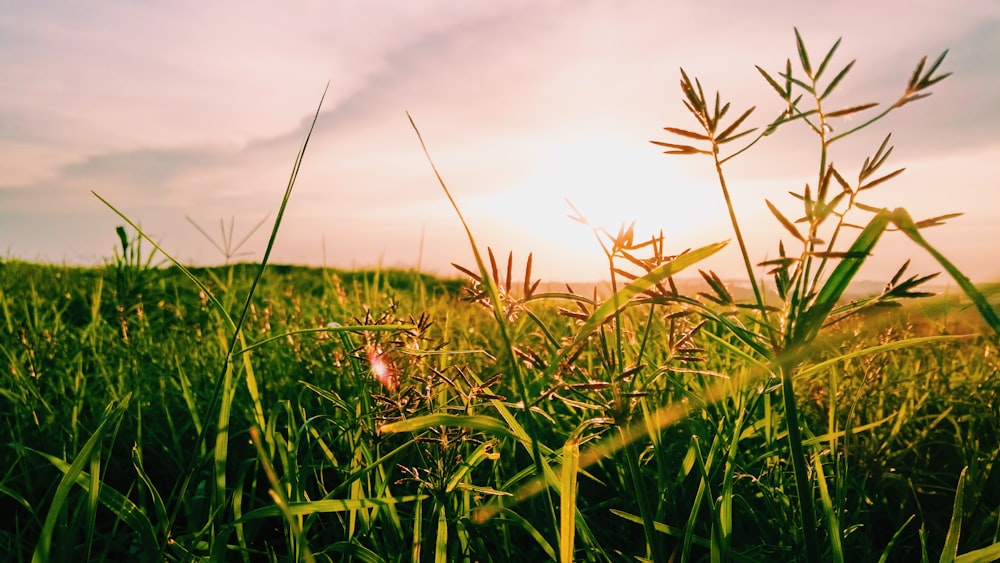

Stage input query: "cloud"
[{"left": 2, "top": 1, "right": 999, "bottom": 281}]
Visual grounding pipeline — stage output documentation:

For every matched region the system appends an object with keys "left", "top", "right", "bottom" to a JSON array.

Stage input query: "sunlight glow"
[
  {"left": 525, "top": 138, "right": 717, "bottom": 232},
  {"left": 462, "top": 137, "right": 728, "bottom": 281}
]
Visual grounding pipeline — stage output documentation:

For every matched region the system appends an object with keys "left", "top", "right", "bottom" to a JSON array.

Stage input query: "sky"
[{"left": 2, "top": 1, "right": 999, "bottom": 284}]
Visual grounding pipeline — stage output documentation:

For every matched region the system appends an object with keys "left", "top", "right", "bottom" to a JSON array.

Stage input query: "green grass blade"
[
  {"left": 412, "top": 495, "right": 424, "bottom": 562},
  {"left": 795, "top": 27, "right": 813, "bottom": 76},
  {"left": 32, "top": 450, "right": 160, "bottom": 559},
  {"left": 489, "top": 507, "right": 558, "bottom": 560},
  {"left": 820, "top": 60, "right": 856, "bottom": 100},
  {"left": 236, "top": 332, "right": 266, "bottom": 443},
  {"left": 221, "top": 86, "right": 329, "bottom": 443},
  {"left": 407, "top": 114, "right": 518, "bottom": 369},
  {"left": 85, "top": 447, "right": 100, "bottom": 559},
  {"left": 163, "top": 88, "right": 328, "bottom": 538},
  {"left": 237, "top": 324, "right": 417, "bottom": 355},
  {"left": 556, "top": 241, "right": 727, "bottom": 370},
  {"left": 890, "top": 208, "right": 1000, "bottom": 337},
  {"left": 611, "top": 509, "right": 713, "bottom": 548},
  {"left": 445, "top": 440, "right": 502, "bottom": 494},
  {"left": 227, "top": 84, "right": 328, "bottom": 347},
  {"left": 877, "top": 514, "right": 916, "bottom": 563},
  {"left": 794, "top": 209, "right": 890, "bottom": 344},
  {"left": 559, "top": 438, "right": 580, "bottom": 563},
  {"left": 681, "top": 434, "right": 714, "bottom": 561},
  {"left": 212, "top": 360, "right": 236, "bottom": 503},
  {"left": 939, "top": 466, "right": 968, "bottom": 563},
  {"left": 328, "top": 542, "right": 387, "bottom": 563},
  {"left": 435, "top": 502, "right": 448, "bottom": 563},
  {"left": 813, "top": 453, "right": 844, "bottom": 563},
  {"left": 174, "top": 357, "right": 203, "bottom": 435},
  {"left": 379, "top": 413, "right": 514, "bottom": 439},
  {"left": 131, "top": 445, "right": 168, "bottom": 538},
  {"left": 796, "top": 334, "right": 971, "bottom": 379},
  {"left": 249, "top": 426, "right": 314, "bottom": 563},
  {"left": 716, "top": 404, "right": 751, "bottom": 563},
  {"left": 407, "top": 115, "right": 554, "bottom": 529},
  {"left": 954, "top": 543, "right": 1000, "bottom": 563},
  {"left": 239, "top": 495, "right": 427, "bottom": 520},
  {"left": 30, "top": 394, "right": 134, "bottom": 562}
]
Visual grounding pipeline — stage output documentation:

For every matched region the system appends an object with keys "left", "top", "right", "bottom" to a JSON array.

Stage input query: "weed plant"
[{"left": 1, "top": 30, "right": 999, "bottom": 563}]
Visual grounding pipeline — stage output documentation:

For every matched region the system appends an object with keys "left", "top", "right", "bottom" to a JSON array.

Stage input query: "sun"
[{"left": 465, "top": 137, "right": 725, "bottom": 281}]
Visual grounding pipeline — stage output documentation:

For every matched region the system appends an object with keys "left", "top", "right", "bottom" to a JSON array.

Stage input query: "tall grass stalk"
[
  {"left": 94, "top": 87, "right": 329, "bottom": 550},
  {"left": 41, "top": 87, "right": 420, "bottom": 559},
  {"left": 407, "top": 113, "right": 562, "bottom": 541},
  {"left": 652, "top": 28, "right": 999, "bottom": 561}
]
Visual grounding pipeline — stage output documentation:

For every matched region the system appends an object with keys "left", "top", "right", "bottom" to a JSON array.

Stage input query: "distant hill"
[{"left": 525, "top": 276, "right": 981, "bottom": 305}]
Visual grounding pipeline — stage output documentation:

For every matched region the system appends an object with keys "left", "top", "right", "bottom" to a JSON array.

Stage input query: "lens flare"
[{"left": 367, "top": 347, "right": 398, "bottom": 391}]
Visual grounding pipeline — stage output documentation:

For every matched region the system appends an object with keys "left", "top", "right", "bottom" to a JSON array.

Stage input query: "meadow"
[
  {"left": 3, "top": 30, "right": 1000, "bottom": 562},
  {"left": 1, "top": 255, "right": 998, "bottom": 562}
]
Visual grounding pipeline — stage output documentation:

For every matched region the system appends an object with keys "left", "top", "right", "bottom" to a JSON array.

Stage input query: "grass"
[
  {"left": 2, "top": 29, "right": 1000, "bottom": 562},
  {"left": 1, "top": 259, "right": 997, "bottom": 561}
]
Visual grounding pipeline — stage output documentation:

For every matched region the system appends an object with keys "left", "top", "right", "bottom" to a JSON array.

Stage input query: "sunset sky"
[{"left": 2, "top": 1, "right": 999, "bottom": 284}]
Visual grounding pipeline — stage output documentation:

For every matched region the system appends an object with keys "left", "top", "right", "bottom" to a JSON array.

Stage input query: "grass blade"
[
  {"left": 890, "top": 208, "right": 1000, "bottom": 337},
  {"left": 250, "top": 426, "right": 315, "bottom": 563},
  {"left": 32, "top": 450, "right": 160, "bottom": 559},
  {"left": 795, "top": 334, "right": 971, "bottom": 379},
  {"left": 954, "top": 543, "right": 1000, "bottom": 563},
  {"left": 378, "top": 414, "right": 514, "bottom": 438},
  {"left": 411, "top": 495, "right": 424, "bottom": 562},
  {"left": 813, "top": 453, "right": 844, "bottom": 563},
  {"left": 409, "top": 112, "right": 561, "bottom": 537},
  {"left": 489, "top": 508, "right": 558, "bottom": 560},
  {"left": 31, "top": 394, "right": 133, "bottom": 562},
  {"left": 878, "top": 515, "right": 916, "bottom": 563},
  {"left": 131, "top": 445, "right": 168, "bottom": 540},
  {"left": 435, "top": 502, "right": 448, "bottom": 563},
  {"left": 794, "top": 209, "right": 890, "bottom": 344},
  {"left": 239, "top": 495, "right": 427, "bottom": 520},
  {"left": 170, "top": 87, "right": 328, "bottom": 539},
  {"left": 819, "top": 61, "right": 854, "bottom": 100},
  {"left": 238, "top": 324, "right": 417, "bottom": 355},
  {"left": 565, "top": 240, "right": 727, "bottom": 354},
  {"left": 445, "top": 440, "right": 503, "bottom": 494},
  {"left": 559, "top": 437, "right": 580, "bottom": 563},
  {"left": 939, "top": 466, "right": 968, "bottom": 563}
]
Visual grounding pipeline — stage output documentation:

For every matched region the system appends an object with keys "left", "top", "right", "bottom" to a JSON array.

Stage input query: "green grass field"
[{"left": 1, "top": 257, "right": 997, "bottom": 562}]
